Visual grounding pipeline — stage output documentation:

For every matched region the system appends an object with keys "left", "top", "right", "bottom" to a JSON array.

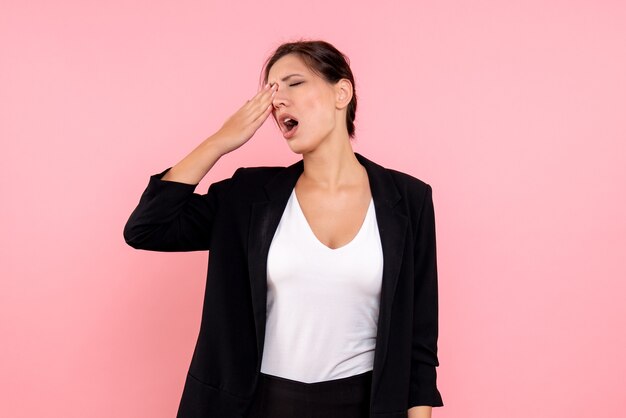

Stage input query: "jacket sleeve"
[
  {"left": 408, "top": 184, "right": 444, "bottom": 407},
  {"left": 123, "top": 166, "right": 238, "bottom": 252}
]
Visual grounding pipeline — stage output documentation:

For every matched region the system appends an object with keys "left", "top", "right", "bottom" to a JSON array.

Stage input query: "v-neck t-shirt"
[{"left": 260, "top": 188, "right": 384, "bottom": 383}]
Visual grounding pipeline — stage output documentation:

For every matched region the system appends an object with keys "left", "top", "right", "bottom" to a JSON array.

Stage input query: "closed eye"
[{"left": 289, "top": 81, "right": 304, "bottom": 87}]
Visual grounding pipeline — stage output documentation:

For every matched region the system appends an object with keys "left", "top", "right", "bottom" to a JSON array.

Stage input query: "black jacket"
[{"left": 123, "top": 152, "right": 443, "bottom": 418}]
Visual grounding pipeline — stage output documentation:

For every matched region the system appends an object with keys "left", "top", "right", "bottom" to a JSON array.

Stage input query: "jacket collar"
[
  {"left": 262, "top": 152, "right": 401, "bottom": 207},
  {"left": 247, "top": 152, "right": 408, "bottom": 400}
]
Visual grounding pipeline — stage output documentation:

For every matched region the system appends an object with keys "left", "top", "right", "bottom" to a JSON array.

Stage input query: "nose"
[{"left": 272, "top": 85, "right": 287, "bottom": 110}]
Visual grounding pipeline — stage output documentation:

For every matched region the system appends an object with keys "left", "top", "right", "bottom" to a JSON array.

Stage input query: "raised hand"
[
  {"left": 159, "top": 83, "right": 278, "bottom": 185},
  {"left": 213, "top": 82, "right": 278, "bottom": 155}
]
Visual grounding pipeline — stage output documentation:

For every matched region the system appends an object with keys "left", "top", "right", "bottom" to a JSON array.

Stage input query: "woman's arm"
[
  {"left": 123, "top": 83, "right": 277, "bottom": 251},
  {"left": 408, "top": 405, "right": 432, "bottom": 418},
  {"left": 408, "top": 184, "right": 444, "bottom": 407},
  {"left": 162, "top": 82, "right": 277, "bottom": 185}
]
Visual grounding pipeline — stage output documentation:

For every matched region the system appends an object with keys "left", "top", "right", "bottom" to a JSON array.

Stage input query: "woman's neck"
[{"left": 300, "top": 136, "right": 365, "bottom": 190}]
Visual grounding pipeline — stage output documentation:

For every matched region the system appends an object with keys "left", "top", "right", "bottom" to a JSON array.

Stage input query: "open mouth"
[
  {"left": 278, "top": 113, "right": 299, "bottom": 136},
  {"left": 284, "top": 118, "right": 298, "bottom": 132}
]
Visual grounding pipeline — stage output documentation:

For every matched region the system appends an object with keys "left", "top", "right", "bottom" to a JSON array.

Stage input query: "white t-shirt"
[{"left": 260, "top": 188, "right": 384, "bottom": 383}]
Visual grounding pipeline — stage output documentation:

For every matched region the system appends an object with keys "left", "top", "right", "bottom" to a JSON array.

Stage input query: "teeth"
[{"left": 280, "top": 116, "right": 298, "bottom": 133}]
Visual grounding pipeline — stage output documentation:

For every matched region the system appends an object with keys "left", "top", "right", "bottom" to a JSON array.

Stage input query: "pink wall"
[{"left": 2, "top": 1, "right": 625, "bottom": 417}]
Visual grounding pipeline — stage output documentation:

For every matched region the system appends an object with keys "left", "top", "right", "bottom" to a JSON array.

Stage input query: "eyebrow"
[{"left": 280, "top": 73, "right": 304, "bottom": 82}]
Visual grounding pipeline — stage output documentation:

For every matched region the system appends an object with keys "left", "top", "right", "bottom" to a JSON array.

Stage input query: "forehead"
[{"left": 267, "top": 54, "right": 314, "bottom": 81}]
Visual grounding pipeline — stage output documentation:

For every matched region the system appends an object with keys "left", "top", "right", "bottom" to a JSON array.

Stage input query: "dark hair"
[{"left": 261, "top": 39, "right": 357, "bottom": 139}]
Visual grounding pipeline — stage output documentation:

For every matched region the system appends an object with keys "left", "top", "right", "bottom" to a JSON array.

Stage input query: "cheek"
[{"left": 302, "top": 92, "right": 335, "bottom": 124}]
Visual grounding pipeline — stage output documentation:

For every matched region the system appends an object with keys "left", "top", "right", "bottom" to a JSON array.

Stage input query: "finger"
[
  {"left": 241, "top": 84, "right": 274, "bottom": 122},
  {"left": 258, "top": 81, "right": 278, "bottom": 93},
  {"left": 243, "top": 83, "right": 272, "bottom": 109},
  {"left": 252, "top": 101, "right": 274, "bottom": 126},
  {"left": 253, "top": 83, "right": 273, "bottom": 99},
  {"left": 257, "top": 82, "right": 277, "bottom": 101},
  {"left": 250, "top": 86, "right": 276, "bottom": 115},
  {"left": 258, "top": 82, "right": 271, "bottom": 93}
]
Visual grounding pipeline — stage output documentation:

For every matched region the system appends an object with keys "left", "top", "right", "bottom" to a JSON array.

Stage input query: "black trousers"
[{"left": 245, "top": 370, "right": 373, "bottom": 418}]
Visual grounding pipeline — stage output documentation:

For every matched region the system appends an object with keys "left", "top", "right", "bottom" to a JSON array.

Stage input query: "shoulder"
[
  {"left": 357, "top": 153, "right": 431, "bottom": 191},
  {"left": 365, "top": 160, "right": 436, "bottom": 233},
  {"left": 385, "top": 168, "right": 434, "bottom": 220},
  {"left": 387, "top": 167, "right": 432, "bottom": 192},
  {"left": 365, "top": 156, "right": 433, "bottom": 200},
  {"left": 225, "top": 164, "right": 291, "bottom": 192},
  {"left": 233, "top": 165, "right": 286, "bottom": 181}
]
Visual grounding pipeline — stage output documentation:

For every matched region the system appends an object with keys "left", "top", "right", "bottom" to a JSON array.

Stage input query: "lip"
[
  {"left": 282, "top": 122, "right": 298, "bottom": 139},
  {"left": 276, "top": 112, "right": 299, "bottom": 139}
]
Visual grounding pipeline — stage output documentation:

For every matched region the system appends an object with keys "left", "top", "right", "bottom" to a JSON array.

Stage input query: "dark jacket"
[{"left": 123, "top": 152, "right": 443, "bottom": 418}]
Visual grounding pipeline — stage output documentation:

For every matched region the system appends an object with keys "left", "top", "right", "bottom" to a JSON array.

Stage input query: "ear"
[{"left": 334, "top": 79, "right": 353, "bottom": 110}]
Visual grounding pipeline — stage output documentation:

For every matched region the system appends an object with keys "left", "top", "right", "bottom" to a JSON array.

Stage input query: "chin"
[
  {"left": 286, "top": 142, "right": 308, "bottom": 155},
  {"left": 284, "top": 135, "right": 314, "bottom": 155},
  {"left": 287, "top": 131, "right": 331, "bottom": 155}
]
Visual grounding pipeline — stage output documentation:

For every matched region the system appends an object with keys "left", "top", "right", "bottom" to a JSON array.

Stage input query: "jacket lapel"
[
  {"left": 356, "top": 154, "right": 408, "bottom": 399},
  {"left": 247, "top": 160, "right": 304, "bottom": 361},
  {"left": 247, "top": 153, "right": 408, "bottom": 397}
]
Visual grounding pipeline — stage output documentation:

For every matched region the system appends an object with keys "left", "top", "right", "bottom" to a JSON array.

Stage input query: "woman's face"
[{"left": 267, "top": 54, "right": 343, "bottom": 154}]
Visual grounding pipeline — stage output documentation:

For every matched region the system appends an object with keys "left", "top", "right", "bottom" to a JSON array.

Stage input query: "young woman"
[{"left": 124, "top": 40, "right": 443, "bottom": 418}]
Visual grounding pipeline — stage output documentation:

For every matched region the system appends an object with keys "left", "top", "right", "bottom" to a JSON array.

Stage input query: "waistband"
[{"left": 258, "top": 370, "right": 373, "bottom": 396}]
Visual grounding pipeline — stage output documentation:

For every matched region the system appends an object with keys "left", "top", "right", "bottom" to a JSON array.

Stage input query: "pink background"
[{"left": 2, "top": 1, "right": 625, "bottom": 417}]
